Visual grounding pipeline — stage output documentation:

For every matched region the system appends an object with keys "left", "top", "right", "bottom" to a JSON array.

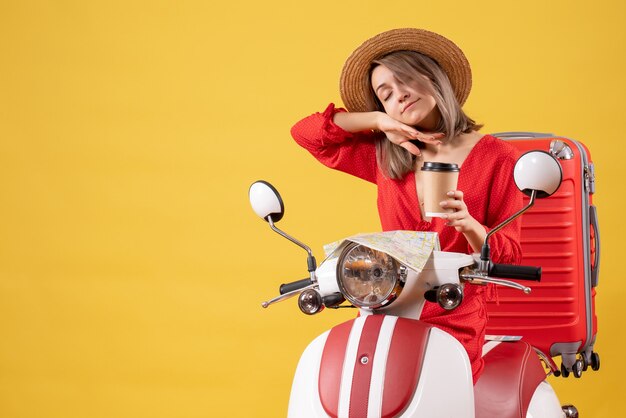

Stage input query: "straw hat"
[{"left": 339, "top": 28, "right": 472, "bottom": 112}]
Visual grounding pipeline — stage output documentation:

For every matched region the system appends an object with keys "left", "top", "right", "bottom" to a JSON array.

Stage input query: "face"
[{"left": 370, "top": 64, "right": 438, "bottom": 130}]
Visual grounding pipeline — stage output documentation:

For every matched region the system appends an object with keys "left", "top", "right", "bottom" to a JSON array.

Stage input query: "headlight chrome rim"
[
  {"left": 298, "top": 289, "right": 324, "bottom": 315},
  {"left": 336, "top": 242, "right": 407, "bottom": 309},
  {"left": 437, "top": 283, "right": 464, "bottom": 310}
]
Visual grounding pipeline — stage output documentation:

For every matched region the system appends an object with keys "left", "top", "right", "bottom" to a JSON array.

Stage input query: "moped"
[{"left": 249, "top": 150, "right": 578, "bottom": 418}]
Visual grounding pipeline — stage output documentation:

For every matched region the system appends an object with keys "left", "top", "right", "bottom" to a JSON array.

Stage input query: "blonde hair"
[{"left": 364, "top": 50, "right": 482, "bottom": 179}]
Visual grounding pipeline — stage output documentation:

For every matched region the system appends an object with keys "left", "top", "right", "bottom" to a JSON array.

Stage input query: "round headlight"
[{"left": 337, "top": 242, "right": 406, "bottom": 309}]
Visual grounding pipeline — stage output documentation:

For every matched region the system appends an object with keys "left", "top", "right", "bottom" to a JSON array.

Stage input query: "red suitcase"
[{"left": 485, "top": 132, "right": 600, "bottom": 377}]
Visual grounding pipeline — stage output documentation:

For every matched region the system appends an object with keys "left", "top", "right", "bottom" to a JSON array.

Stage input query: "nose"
[{"left": 398, "top": 89, "right": 410, "bottom": 102}]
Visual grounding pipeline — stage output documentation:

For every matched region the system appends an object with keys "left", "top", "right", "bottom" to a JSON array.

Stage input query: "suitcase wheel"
[
  {"left": 559, "top": 360, "right": 584, "bottom": 378},
  {"left": 572, "top": 359, "right": 584, "bottom": 378},
  {"left": 581, "top": 351, "right": 601, "bottom": 372},
  {"left": 560, "top": 353, "right": 600, "bottom": 378},
  {"left": 591, "top": 352, "right": 601, "bottom": 371}
]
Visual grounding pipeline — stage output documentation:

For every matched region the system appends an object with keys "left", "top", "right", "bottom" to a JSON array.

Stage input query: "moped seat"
[{"left": 474, "top": 341, "right": 547, "bottom": 418}]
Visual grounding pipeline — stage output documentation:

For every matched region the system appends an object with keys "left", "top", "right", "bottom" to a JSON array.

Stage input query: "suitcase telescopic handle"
[
  {"left": 489, "top": 263, "right": 542, "bottom": 281},
  {"left": 491, "top": 131, "right": 555, "bottom": 139}
]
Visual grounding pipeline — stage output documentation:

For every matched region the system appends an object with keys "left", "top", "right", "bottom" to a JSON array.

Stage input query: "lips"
[{"left": 402, "top": 98, "right": 420, "bottom": 113}]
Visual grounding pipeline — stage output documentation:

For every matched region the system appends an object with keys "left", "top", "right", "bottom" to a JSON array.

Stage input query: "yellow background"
[{"left": 1, "top": 0, "right": 624, "bottom": 417}]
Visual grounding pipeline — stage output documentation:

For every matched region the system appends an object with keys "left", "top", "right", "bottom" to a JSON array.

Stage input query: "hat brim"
[{"left": 339, "top": 28, "right": 472, "bottom": 112}]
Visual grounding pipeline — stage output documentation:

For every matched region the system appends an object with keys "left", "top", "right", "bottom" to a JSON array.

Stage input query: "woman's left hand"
[
  {"left": 440, "top": 190, "right": 487, "bottom": 253},
  {"left": 440, "top": 190, "right": 479, "bottom": 233}
]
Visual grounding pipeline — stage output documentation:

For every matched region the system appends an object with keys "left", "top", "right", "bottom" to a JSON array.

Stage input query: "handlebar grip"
[
  {"left": 489, "top": 263, "right": 542, "bottom": 281},
  {"left": 279, "top": 278, "right": 312, "bottom": 294},
  {"left": 322, "top": 293, "right": 345, "bottom": 308}
]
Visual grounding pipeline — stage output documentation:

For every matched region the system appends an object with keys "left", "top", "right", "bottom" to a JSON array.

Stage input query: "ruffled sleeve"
[{"left": 290, "top": 103, "right": 378, "bottom": 183}]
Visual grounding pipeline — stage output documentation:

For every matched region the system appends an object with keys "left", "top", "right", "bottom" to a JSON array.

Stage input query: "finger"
[
  {"left": 402, "top": 126, "right": 420, "bottom": 136},
  {"left": 416, "top": 129, "right": 445, "bottom": 139},
  {"left": 390, "top": 122, "right": 421, "bottom": 138},
  {"left": 400, "top": 141, "right": 422, "bottom": 156},
  {"left": 426, "top": 132, "right": 446, "bottom": 138},
  {"left": 440, "top": 199, "right": 464, "bottom": 211},
  {"left": 442, "top": 215, "right": 466, "bottom": 230},
  {"left": 443, "top": 216, "right": 461, "bottom": 227},
  {"left": 446, "top": 219, "right": 463, "bottom": 228},
  {"left": 413, "top": 132, "right": 444, "bottom": 144},
  {"left": 446, "top": 190, "right": 464, "bottom": 200},
  {"left": 441, "top": 211, "right": 464, "bottom": 221},
  {"left": 399, "top": 125, "right": 440, "bottom": 141}
]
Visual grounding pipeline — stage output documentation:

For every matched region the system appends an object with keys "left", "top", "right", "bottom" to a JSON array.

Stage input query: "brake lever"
[
  {"left": 460, "top": 274, "right": 531, "bottom": 294},
  {"left": 261, "top": 283, "right": 318, "bottom": 308}
]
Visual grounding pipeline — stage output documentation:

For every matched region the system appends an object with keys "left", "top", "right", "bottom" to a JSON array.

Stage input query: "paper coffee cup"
[{"left": 421, "top": 162, "right": 460, "bottom": 217}]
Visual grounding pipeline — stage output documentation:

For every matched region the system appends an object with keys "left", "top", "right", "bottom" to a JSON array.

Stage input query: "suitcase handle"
[
  {"left": 491, "top": 131, "right": 554, "bottom": 139},
  {"left": 590, "top": 205, "right": 600, "bottom": 287}
]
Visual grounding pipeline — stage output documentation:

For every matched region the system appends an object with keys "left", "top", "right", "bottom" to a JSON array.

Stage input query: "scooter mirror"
[
  {"left": 249, "top": 180, "right": 285, "bottom": 222},
  {"left": 513, "top": 151, "right": 563, "bottom": 198}
]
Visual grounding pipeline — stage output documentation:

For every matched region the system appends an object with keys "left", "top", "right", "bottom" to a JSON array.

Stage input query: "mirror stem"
[
  {"left": 485, "top": 189, "right": 537, "bottom": 245},
  {"left": 480, "top": 190, "right": 537, "bottom": 270},
  {"left": 268, "top": 216, "right": 317, "bottom": 281}
]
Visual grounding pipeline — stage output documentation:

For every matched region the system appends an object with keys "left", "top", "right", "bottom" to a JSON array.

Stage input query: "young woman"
[{"left": 291, "top": 28, "right": 523, "bottom": 383}]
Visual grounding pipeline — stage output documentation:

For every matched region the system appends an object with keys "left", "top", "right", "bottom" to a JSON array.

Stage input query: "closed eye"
[
  {"left": 378, "top": 90, "right": 392, "bottom": 102},
  {"left": 375, "top": 83, "right": 392, "bottom": 102}
]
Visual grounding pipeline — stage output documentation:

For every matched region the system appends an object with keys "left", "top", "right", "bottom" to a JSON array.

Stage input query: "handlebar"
[
  {"left": 489, "top": 263, "right": 542, "bottom": 281},
  {"left": 279, "top": 278, "right": 313, "bottom": 295}
]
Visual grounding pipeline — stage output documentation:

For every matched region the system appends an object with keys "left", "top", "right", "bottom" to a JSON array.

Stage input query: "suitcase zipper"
[{"left": 584, "top": 163, "right": 595, "bottom": 194}]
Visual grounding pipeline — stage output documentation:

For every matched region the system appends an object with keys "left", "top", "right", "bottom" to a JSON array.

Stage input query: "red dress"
[{"left": 291, "top": 103, "right": 524, "bottom": 383}]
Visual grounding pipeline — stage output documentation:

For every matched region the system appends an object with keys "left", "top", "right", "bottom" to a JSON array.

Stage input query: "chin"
[{"left": 405, "top": 115, "right": 427, "bottom": 127}]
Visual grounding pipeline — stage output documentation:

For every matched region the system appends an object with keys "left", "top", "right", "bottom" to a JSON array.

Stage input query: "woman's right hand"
[{"left": 376, "top": 112, "right": 444, "bottom": 156}]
